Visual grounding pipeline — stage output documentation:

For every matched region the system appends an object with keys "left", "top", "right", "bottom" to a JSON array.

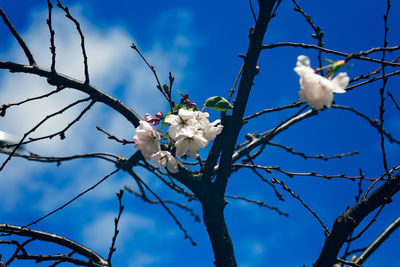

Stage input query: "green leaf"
[
  {"left": 324, "top": 57, "right": 334, "bottom": 63},
  {"left": 204, "top": 96, "right": 233, "bottom": 111}
]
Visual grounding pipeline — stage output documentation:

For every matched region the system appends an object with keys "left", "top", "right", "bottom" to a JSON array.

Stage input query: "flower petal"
[
  {"left": 297, "top": 55, "right": 311, "bottom": 68},
  {"left": 331, "top": 72, "right": 349, "bottom": 93}
]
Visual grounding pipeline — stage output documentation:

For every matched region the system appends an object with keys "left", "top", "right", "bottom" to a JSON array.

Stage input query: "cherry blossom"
[
  {"left": 175, "top": 127, "right": 208, "bottom": 159},
  {"left": 151, "top": 151, "right": 178, "bottom": 173},
  {"left": 294, "top": 55, "right": 349, "bottom": 110},
  {"left": 136, "top": 107, "right": 224, "bottom": 162},
  {"left": 164, "top": 108, "right": 197, "bottom": 139},
  {"left": 200, "top": 119, "right": 223, "bottom": 141},
  {"left": 133, "top": 120, "right": 161, "bottom": 159}
]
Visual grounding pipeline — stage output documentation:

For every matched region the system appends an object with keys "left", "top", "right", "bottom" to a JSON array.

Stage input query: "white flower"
[
  {"left": 151, "top": 151, "right": 179, "bottom": 173},
  {"left": 194, "top": 110, "right": 209, "bottom": 123},
  {"left": 164, "top": 108, "right": 197, "bottom": 139},
  {"left": 294, "top": 55, "right": 349, "bottom": 110},
  {"left": 133, "top": 121, "right": 161, "bottom": 159},
  {"left": 175, "top": 127, "right": 208, "bottom": 159},
  {"left": 199, "top": 119, "right": 223, "bottom": 141}
]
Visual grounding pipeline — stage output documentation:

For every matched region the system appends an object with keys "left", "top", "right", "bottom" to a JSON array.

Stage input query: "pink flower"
[
  {"left": 133, "top": 121, "right": 161, "bottom": 160},
  {"left": 294, "top": 55, "right": 349, "bottom": 110}
]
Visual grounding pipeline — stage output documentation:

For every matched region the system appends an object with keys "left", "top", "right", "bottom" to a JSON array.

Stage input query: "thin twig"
[
  {"left": 267, "top": 141, "right": 359, "bottom": 161},
  {"left": 125, "top": 186, "right": 201, "bottom": 222},
  {"left": 0, "top": 8, "right": 36, "bottom": 65},
  {"left": 0, "top": 86, "right": 65, "bottom": 117},
  {"left": 0, "top": 60, "right": 142, "bottom": 127},
  {"left": 262, "top": 42, "right": 400, "bottom": 67},
  {"left": 127, "top": 169, "right": 197, "bottom": 245},
  {"left": 26, "top": 100, "right": 95, "bottom": 144},
  {"left": 271, "top": 177, "right": 330, "bottom": 235},
  {"left": 243, "top": 102, "right": 303, "bottom": 122},
  {"left": 291, "top": 0, "right": 324, "bottom": 70},
  {"left": 224, "top": 195, "right": 288, "bottom": 216},
  {"left": 378, "top": 0, "right": 392, "bottom": 180},
  {"left": 107, "top": 189, "right": 124, "bottom": 265},
  {"left": 248, "top": 0, "right": 257, "bottom": 23},
  {"left": 96, "top": 126, "right": 135, "bottom": 145},
  {"left": 23, "top": 168, "right": 120, "bottom": 228},
  {"left": 0, "top": 150, "right": 119, "bottom": 165},
  {"left": 331, "top": 105, "right": 400, "bottom": 145},
  {"left": 47, "top": 0, "right": 56, "bottom": 72},
  {"left": 0, "top": 97, "right": 92, "bottom": 171},
  {"left": 233, "top": 163, "right": 368, "bottom": 181},
  {"left": 387, "top": 91, "right": 400, "bottom": 110},
  {"left": 354, "top": 216, "right": 400, "bottom": 265},
  {"left": 346, "top": 69, "right": 400, "bottom": 91},
  {"left": 56, "top": 0, "right": 90, "bottom": 84},
  {"left": 130, "top": 43, "right": 171, "bottom": 104},
  {"left": 228, "top": 63, "right": 244, "bottom": 102}
]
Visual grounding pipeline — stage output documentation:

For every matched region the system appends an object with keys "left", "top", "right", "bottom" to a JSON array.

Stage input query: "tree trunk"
[{"left": 202, "top": 197, "right": 237, "bottom": 267}]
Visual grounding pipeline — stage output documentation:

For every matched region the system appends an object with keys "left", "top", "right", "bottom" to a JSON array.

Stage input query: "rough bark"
[
  {"left": 314, "top": 173, "right": 400, "bottom": 267},
  {"left": 202, "top": 193, "right": 237, "bottom": 267}
]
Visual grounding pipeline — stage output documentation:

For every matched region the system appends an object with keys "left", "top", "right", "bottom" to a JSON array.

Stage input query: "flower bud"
[{"left": 155, "top": 112, "right": 163, "bottom": 118}]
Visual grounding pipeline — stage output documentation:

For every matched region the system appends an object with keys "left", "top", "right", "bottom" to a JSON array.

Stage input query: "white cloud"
[
  {"left": 128, "top": 252, "right": 161, "bottom": 267},
  {"left": 0, "top": 5, "right": 195, "bottom": 211},
  {"left": 83, "top": 211, "right": 155, "bottom": 252}
]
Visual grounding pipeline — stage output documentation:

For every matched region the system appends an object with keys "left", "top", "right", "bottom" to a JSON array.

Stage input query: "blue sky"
[{"left": 1, "top": 1, "right": 400, "bottom": 266}]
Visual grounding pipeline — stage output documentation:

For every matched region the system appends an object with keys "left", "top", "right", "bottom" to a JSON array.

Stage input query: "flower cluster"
[
  {"left": 294, "top": 55, "right": 349, "bottom": 110},
  {"left": 133, "top": 108, "right": 223, "bottom": 173}
]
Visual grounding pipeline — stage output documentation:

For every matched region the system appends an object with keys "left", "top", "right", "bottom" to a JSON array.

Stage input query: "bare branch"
[
  {"left": 0, "top": 8, "right": 36, "bottom": 65},
  {"left": 271, "top": 177, "right": 330, "bottom": 235},
  {"left": 0, "top": 224, "right": 108, "bottom": 266},
  {"left": 314, "top": 172, "right": 400, "bottom": 266},
  {"left": 0, "top": 150, "right": 119, "bottom": 165},
  {"left": 267, "top": 141, "right": 359, "bottom": 161},
  {"left": 387, "top": 91, "right": 400, "bottom": 110},
  {"left": 0, "top": 61, "right": 141, "bottom": 127},
  {"left": 345, "top": 69, "right": 400, "bottom": 91},
  {"left": 125, "top": 185, "right": 201, "bottom": 222},
  {"left": 243, "top": 102, "right": 303, "bottom": 122},
  {"left": 47, "top": 0, "right": 56, "bottom": 72},
  {"left": 56, "top": 0, "right": 90, "bottom": 84},
  {"left": 96, "top": 126, "right": 135, "bottom": 145},
  {"left": 354, "top": 216, "right": 400, "bottom": 265},
  {"left": 378, "top": 0, "right": 392, "bottom": 180},
  {"left": 291, "top": 0, "right": 324, "bottom": 70},
  {"left": 224, "top": 194, "right": 288, "bottom": 216},
  {"left": 331, "top": 105, "right": 400, "bottom": 145},
  {"left": 0, "top": 86, "right": 64, "bottom": 117},
  {"left": 127, "top": 169, "right": 197, "bottom": 245},
  {"left": 262, "top": 42, "right": 400, "bottom": 67},
  {"left": 24, "top": 168, "right": 120, "bottom": 228},
  {"left": 107, "top": 189, "right": 125, "bottom": 265},
  {"left": 0, "top": 97, "right": 92, "bottom": 171},
  {"left": 130, "top": 43, "right": 172, "bottom": 108}
]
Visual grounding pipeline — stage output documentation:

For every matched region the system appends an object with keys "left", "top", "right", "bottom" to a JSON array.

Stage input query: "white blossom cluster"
[
  {"left": 294, "top": 55, "right": 349, "bottom": 110},
  {"left": 133, "top": 108, "right": 223, "bottom": 173}
]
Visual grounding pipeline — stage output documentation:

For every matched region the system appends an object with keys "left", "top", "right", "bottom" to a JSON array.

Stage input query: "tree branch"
[{"left": 314, "top": 172, "right": 400, "bottom": 266}]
